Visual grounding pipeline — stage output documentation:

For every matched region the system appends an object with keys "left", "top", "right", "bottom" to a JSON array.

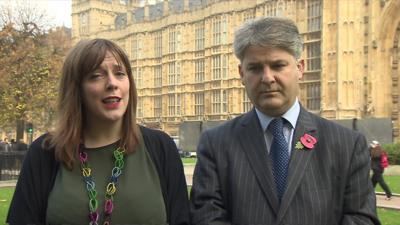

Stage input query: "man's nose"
[{"left": 261, "top": 66, "right": 275, "bottom": 83}]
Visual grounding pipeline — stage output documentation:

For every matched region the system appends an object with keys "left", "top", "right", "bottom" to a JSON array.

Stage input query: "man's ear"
[
  {"left": 297, "top": 59, "right": 305, "bottom": 80},
  {"left": 238, "top": 64, "right": 245, "bottom": 85}
]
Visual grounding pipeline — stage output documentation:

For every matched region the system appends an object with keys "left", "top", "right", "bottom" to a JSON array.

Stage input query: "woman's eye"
[
  {"left": 89, "top": 73, "right": 103, "bottom": 80},
  {"left": 116, "top": 71, "right": 126, "bottom": 76}
]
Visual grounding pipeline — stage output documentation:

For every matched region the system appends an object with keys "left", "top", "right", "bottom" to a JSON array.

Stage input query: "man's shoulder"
[
  {"left": 203, "top": 113, "right": 248, "bottom": 135},
  {"left": 305, "top": 111, "right": 361, "bottom": 136}
]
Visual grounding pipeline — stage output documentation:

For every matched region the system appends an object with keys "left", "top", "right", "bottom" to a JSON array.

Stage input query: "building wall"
[{"left": 72, "top": 0, "right": 400, "bottom": 139}]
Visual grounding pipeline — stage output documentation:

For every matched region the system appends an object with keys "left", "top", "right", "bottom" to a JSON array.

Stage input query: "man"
[{"left": 190, "top": 17, "right": 380, "bottom": 225}]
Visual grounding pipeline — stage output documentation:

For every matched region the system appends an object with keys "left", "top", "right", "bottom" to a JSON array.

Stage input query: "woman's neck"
[{"left": 83, "top": 120, "right": 122, "bottom": 148}]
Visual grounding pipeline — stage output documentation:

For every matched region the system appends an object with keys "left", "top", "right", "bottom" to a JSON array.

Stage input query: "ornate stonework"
[{"left": 72, "top": 0, "right": 400, "bottom": 139}]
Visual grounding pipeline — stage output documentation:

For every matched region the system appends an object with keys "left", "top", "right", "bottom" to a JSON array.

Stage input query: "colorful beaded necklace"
[{"left": 79, "top": 144, "right": 126, "bottom": 225}]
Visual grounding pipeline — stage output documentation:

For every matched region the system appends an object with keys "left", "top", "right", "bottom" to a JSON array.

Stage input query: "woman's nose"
[{"left": 106, "top": 73, "right": 118, "bottom": 90}]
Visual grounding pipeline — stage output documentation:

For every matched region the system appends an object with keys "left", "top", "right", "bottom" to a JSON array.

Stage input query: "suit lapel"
[
  {"left": 276, "top": 107, "right": 319, "bottom": 224},
  {"left": 238, "top": 109, "right": 280, "bottom": 214}
]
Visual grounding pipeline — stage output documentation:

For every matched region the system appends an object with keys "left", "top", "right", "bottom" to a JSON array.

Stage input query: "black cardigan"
[{"left": 6, "top": 126, "right": 190, "bottom": 225}]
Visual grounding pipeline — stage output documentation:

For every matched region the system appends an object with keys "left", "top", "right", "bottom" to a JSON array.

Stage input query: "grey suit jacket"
[{"left": 190, "top": 107, "right": 380, "bottom": 225}]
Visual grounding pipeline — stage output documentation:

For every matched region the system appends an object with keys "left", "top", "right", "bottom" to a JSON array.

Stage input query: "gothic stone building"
[{"left": 72, "top": 0, "right": 400, "bottom": 139}]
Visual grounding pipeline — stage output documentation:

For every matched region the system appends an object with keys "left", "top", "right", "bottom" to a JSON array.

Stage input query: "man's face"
[{"left": 239, "top": 46, "right": 304, "bottom": 117}]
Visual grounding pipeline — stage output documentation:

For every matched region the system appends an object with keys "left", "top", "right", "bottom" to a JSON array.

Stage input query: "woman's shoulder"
[
  {"left": 140, "top": 126, "right": 174, "bottom": 143},
  {"left": 26, "top": 133, "right": 56, "bottom": 159},
  {"left": 139, "top": 126, "right": 179, "bottom": 160}
]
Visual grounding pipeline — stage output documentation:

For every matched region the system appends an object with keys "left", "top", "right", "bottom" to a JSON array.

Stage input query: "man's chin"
[{"left": 257, "top": 102, "right": 287, "bottom": 116}]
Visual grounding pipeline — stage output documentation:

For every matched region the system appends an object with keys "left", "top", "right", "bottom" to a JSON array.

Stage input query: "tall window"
[
  {"left": 133, "top": 67, "right": 142, "bottom": 88},
  {"left": 194, "top": 92, "right": 204, "bottom": 115},
  {"left": 79, "top": 11, "right": 89, "bottom": 35},
  {"left": 222, "top": 90, "right": 227, "bottom": 113},
  {"left": 168, "top": 62, "right": 176, "bottom": 85},
  {"left": 195, "top": 22, "right": 205, "bottom": 51},
  {"left": 306, "top": 83, "right": 321, "bottom": 110},
  {"left": 243, "top": 89, "right": 252, "bottom": 112},
  {"left": 167, "top": 94, "right": 181, "bottom": 116},
  {"left": 176, "top": 61, "right": 181, "bottom": 84},
  {"left": 154, "top": 65, "right": 162, "bottom": 88},
  {"left": 221, "top": 15, "right": 227, "bottom": 44},
  {"left": 168, "top": 27, "right": 176, "bottom": 53},
  {"left": 176, "top": 27, "right": 182, "bottom": 52},
  {"left": 222, "top": 55, "right": 228, "bottom": 78},
  {"left": 307, "top": 0, "right": 322, "bottom": 32},
  {"left": 306, "top": 42, "right": 321, "bottom": 71},
  {"left": 212, "top": 55, "right": 228, "bottom": 80},
  {"left": 154, "top": 31, "right": 162, "bottom": 58},
  {"left": 176, "top": 94, "right": 181, "bottom": 115},
  {"left": 131, "top": 34, "right": 143, "bottom": 59},
  {"left": 212, "top": 15, "right": 227, "bottom": 46},
  {"left": 212, "top": 90, "right": 221, "bottom": 114},
  {"left": 212, "top": 56, "right": 221, "bottom": 80},
  {"left": 168, "top": 94, "right": 175, "bottom": 116},
  {"left": 195, "top": 59, "right": 204, "bottom": 83},
  {"left": 154, "top": 96, "right": 162, "bottom": 117}
]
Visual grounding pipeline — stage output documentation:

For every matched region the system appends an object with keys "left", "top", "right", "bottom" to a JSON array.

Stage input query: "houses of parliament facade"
[{"left": 72, "top": 0, "right": 400, "bottom": 138}]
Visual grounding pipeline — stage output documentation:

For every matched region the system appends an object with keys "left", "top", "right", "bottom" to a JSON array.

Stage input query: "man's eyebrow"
[{"left": 246, "top": 59, "right": 287, "bottom": 65}]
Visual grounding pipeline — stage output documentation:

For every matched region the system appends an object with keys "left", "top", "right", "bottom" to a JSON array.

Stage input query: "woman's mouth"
[{"left": 102, "top": 97, "right": 121, "bottom": 109}]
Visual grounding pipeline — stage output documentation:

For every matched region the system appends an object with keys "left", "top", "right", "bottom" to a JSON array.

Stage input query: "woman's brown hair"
[{"left": 46, "top": 39, "right": 140, "bottom": 169}]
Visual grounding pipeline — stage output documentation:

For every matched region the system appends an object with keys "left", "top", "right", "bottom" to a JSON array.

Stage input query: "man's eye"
[
  {"left": 248, "top": 66, "right": 262, "bottom": 72},
  {"left": 271, "top": 64, "right": 285, "bottom": 70}
]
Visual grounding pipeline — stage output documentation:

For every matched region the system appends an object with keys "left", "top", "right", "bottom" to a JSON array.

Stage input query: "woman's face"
[{"left": 81, "top": 51, "right": 130, "bottom": 125}]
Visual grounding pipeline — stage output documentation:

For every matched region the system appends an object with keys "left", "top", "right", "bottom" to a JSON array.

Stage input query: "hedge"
[{"left": 382, "top": 142, "right": 400, "bottom": 165}]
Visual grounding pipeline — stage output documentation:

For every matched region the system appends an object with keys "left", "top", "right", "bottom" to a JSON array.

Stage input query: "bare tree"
[{"left": 0, "top": 0, "right": 51, "bottom": 32}]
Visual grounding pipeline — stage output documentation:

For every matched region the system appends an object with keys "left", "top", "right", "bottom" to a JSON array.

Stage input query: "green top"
[{"left": 46, "top": 136, "right": 167, "bottom": 225}]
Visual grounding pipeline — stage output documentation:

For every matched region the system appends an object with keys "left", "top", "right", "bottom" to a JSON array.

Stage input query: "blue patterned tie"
[{"left": 268, "top": 118, "right": 290, "bottom": 201}]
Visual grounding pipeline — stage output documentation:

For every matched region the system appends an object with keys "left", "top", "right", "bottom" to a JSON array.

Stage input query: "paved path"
[{"left": 376, "top": 194, "right": 400, "bottom": 210}]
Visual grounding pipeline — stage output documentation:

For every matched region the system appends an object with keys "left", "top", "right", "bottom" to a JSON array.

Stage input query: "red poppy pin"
[{"left": 295, "top": 133, "right": 317, "bottom": 150}]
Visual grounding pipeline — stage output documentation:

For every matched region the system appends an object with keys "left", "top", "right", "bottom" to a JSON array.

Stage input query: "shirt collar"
[{"left": 255, "top": 98, "right": 300, "bottom": 131}]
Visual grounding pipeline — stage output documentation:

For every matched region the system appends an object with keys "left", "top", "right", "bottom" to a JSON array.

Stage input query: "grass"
[
  {"left": 374, "top": 175, "right": 400, "bottom": 194},
  {"left": 181, "top": 157, "right": 197, "bottom": 165},
  {"left": 0, "top": 187, "right": 13, "bottom": 224},
  {"left": 378, "top": 208, "right": 400, "bottom": 225}
]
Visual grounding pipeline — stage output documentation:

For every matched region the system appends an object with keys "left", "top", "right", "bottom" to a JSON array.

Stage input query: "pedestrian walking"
[{"left": 370, "top": 140, "right": 392, "bottom": 200}]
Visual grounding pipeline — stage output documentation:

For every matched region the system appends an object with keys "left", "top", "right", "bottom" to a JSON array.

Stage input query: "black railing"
[{"left": 0, "top": 151, "right": 26, "bottom": 181}]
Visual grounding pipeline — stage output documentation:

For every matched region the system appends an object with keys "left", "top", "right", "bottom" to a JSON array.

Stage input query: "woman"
[
  {"left": 370, "top": 140, "right": 392, "bottom": 200},
  {"left": 7, "top": 39, "right": 190, "bottom": 225}
]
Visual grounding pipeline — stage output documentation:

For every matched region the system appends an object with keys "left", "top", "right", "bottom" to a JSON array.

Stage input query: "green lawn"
[
  {"left": 374, "top": 175, "right": 400, "bottom": 194},
  {"left": 181, "top": 157, "right": 197, "bottom": 165},
  {"left": 0, "top": 187, "right": 13, "bottom": 225},
  {"left": 378, "top": 208, "right": 400, "bottom": 225}
]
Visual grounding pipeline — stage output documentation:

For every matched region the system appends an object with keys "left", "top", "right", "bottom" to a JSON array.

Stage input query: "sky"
[
  {"left": 41, "top": 0, "right": 72, "bottom": 28},
  {"left": 0, "top": 0, "right": 72, "bottom": 28}
]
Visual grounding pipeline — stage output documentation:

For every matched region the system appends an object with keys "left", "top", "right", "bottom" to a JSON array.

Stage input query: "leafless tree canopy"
[{"left": 0, "top": 0, "right": 51, "bottom": 32}]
